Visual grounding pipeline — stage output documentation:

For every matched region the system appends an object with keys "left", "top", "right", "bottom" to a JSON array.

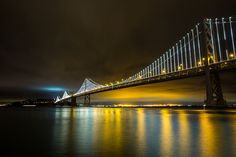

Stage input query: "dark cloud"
[{"left": 0, "top": 0, "right": 236, "bottom": 102}]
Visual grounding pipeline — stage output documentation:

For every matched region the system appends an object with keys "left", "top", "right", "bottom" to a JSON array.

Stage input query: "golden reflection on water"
[
  {"left": 177, "top": 110, "right": 190, "bottom": 157},
  {"left": 136, "top": 109, "right": 146, "bottom": 156},
  {"left": 233, "top": 117, "right": 236, "bottom": 156},
  {"left": 102, "top": 108, "right": 123, "bottom": 156},
  {"left": 53, "top": 108, "right": 236, "bottom": 157},
  {"left": 199, "top": 112, "right": 219, "bottom": 157},
  {"left": 160, "top": 109, "right": 173, "bottom": 157}
]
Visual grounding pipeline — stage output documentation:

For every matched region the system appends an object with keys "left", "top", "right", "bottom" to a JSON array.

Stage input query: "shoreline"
[{"left": 1, "top": 105, "right": 236, "bottom": 110}]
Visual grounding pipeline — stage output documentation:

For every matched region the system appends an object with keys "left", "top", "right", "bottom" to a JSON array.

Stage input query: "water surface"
[{"left": 0, "top": 107, "right": 236, "bottom": 157}]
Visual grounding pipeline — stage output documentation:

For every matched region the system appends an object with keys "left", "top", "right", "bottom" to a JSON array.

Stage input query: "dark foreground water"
[{"left": 0, "top": 107, "right": 236, "bottom": 157}]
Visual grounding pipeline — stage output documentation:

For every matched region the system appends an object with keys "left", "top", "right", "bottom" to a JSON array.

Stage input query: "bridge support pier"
[
  {"left": 84, "top": 95, "right": 90, "bottom": 106},
  {"left": 63, "top": 100, "right": 69, "bottom": 106},
  {"left": 71, "top": 97, "right": 77, "bottom": 107},
  {"left": 62, "top": 100, "right": 66, "bottom": 106},
  {"left": 205, "top": 70, "right": 226, "bottom": 106},
  {"left": 202, "top": 19, "right": 226, "bottom": 106}
]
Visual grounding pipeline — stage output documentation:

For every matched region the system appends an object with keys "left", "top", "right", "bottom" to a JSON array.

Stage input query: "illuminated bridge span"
[{"left": 56, "top": 17, "right": 236, "bottom": 106}]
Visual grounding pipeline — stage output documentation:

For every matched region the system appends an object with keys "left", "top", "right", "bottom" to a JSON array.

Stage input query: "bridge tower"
[
  {"left": 84, "top": 95, "right": 90, "bottom": 106},
  {"left": 203, "top": 19, "right": 226, "bottom": 106}
]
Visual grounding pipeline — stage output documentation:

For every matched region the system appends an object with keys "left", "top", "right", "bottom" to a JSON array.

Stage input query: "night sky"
[{"left": 0, "top": 0, "right": 236, "bottom": 103}]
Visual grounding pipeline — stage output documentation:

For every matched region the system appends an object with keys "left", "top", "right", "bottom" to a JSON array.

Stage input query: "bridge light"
[
  {"left": 162, "top": 70, "right": 166, "bottom": 74},
  {"left": 178, "top": 64, "right": 183, "bottom": 70},
  {"left": 207, "top": 55, "right": 214, "bottom": 63},
  {"left": 230, "top": 53, "right": 234, "bottom": 58},
  {"left": 202, "top": 58, "right": 205, "bottom": 61},
  {"left": 198, "top": 61, "right": 202, "bottom": 66}
]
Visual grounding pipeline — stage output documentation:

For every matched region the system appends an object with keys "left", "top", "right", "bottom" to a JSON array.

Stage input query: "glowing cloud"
[{"left": 42, "top": 87, "right": 65, "bottom": 91}]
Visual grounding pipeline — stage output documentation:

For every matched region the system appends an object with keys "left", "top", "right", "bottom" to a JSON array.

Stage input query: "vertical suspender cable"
[
  {"left": 169, "top": 49, "right": 173, "bottom": 73},
  {"left": 222, "top": 17, "right": 229, "bottom": 60},
  {"left": 160, "top": 57, "right": 163, "bottom": 74},
  {"left": 196, "top": 24, "right": 202, "bottom": 65},
  {"left": 180, "top": 40, "right": 183, "bottom": 69},
  {"left": 192, "top": 29, "right": 197, "bottom": 67},
  {"left": 184, "top": 36, "right": 188, "bottom": 69},
  {"left": 166, "top": 52, "right": 169, "bottom": 73},
  {"left": 229, "top": 17, "right": 236, "bottom": 57},
  {"left": 176, "top": 43, "right": 179, "bottom": 69},
  {"left": 173, "top": 46, "right": 176, "bottom": 72},
  {"left": 215, "top": 18, "right": 222, "bottom": 61},
  {"left": 209, "top": 19, "right": 215, "bottom": 62},
  {"left": 187, "top": 33, "right": 192, "bottom": 68}
]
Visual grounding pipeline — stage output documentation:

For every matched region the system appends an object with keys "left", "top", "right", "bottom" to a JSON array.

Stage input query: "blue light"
[{"left": 43, "top": 87, "right": 64, "bottom": 91}]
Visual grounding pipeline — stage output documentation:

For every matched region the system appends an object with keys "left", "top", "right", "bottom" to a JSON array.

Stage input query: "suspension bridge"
[{"left": 55, "top": 16, "right": 236, "bottom": 106}]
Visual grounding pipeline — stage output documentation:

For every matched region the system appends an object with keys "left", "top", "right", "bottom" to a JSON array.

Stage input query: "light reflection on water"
[
  {"left": 0, "top": 107, "right": 236, "bottom": 157},
  {"left": 51, "top": 108, "right": 236, "bottom": 157}
]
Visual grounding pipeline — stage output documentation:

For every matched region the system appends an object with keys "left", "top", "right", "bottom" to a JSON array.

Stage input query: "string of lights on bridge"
[{"left": 123, "top": 17, "right": 235, "bottom": 83}]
